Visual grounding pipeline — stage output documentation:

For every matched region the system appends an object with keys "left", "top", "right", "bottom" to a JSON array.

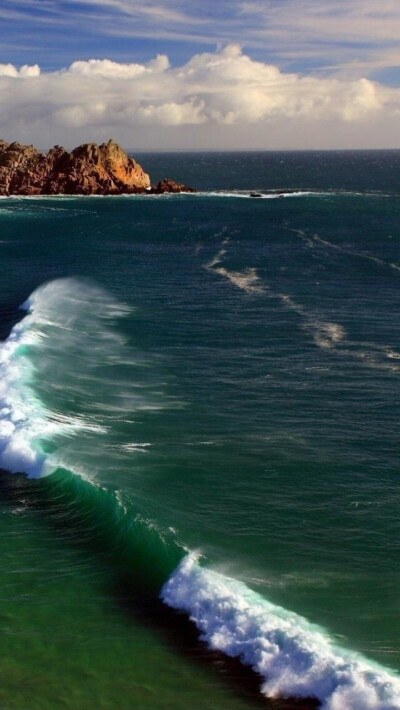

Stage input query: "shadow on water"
[
  {"left": 0, "top": 468, "right": 318, "bottom": 710},
  {"left": 0, "top": 298, "right": 28, "bottom": 340},
  {"left": 114, "top": 586, "right": 319, "bottom": 710}
]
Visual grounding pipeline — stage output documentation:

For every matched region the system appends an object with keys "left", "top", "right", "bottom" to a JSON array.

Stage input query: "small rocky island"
[{"left": 0, "top": 139, "right": 195, "bottom": 196}]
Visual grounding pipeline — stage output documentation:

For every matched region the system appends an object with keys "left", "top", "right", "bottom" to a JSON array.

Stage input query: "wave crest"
[
  {"left": 162, "top": 555, "right": 400, "bottom": 710},
  {"left": 0, "top": 277, "right": 153, "bottom": 479}
]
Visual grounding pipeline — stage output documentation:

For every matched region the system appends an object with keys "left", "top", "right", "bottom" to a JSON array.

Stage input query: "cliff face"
[{"left": 0, "top": 139, "right": 156, "bottom": 195}]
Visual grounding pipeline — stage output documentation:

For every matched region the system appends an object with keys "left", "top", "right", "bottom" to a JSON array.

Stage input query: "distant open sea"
[{"left": 0, "top": 151, "right": 399, "bottom": 710}]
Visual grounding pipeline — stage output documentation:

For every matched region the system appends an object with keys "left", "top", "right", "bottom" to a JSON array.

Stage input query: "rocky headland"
[{"left": 0, "top": 139, "right": 195, "bottom": 196}]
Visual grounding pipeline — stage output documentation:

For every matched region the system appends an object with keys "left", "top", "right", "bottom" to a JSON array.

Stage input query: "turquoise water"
[{"left": 0, "top": 152, "right": 399, "bottom": 709}]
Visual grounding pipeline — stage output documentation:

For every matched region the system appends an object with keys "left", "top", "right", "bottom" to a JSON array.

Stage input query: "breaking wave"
[
  {"left": 162, "top": 554, "right": 400, "bottom": 710},
  {"left": 0, "top": 277, "right": 183, "bottom": 589},
  {"left": 2, "top": 278, "right": 400, "bottom": 709},
  {"left": 0, "top": 277, "right": 166, "bottom": 480}
]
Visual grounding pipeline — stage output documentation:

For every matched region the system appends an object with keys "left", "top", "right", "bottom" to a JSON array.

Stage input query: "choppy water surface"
[{"left": 0, "top": 151, "right": 399, "bottom": 710}]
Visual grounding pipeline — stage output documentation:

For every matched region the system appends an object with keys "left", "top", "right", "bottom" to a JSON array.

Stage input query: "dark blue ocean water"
[{"left": 0, "top": 152, "right": 399, "bottom": 709}]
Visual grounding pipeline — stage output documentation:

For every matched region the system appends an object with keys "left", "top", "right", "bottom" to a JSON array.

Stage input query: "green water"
[
  {"left": 0, "top": 152, "right": 399, "bottom": 708},
  {"left": 0, "top": 471, "right": 308, "bottom": 710}
]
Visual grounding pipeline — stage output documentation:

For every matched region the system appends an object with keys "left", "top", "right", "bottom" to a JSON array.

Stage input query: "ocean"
[{"left": 0, "top": 151, "right": 399, "bottom": 709}]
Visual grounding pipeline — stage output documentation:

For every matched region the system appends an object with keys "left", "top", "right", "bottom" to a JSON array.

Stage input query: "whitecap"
[
  {"left": 0, "top": 278, "right": 139, "bottom": 479},
  {"left": 162, "top": 555, "right": 400, "bottom": 710}
]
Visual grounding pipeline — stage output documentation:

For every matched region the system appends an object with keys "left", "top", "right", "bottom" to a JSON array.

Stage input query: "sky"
[{"left": 1, "top": 0, "right": 400, "bottom": 150}]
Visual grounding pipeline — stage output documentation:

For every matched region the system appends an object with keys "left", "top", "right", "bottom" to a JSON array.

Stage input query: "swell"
[
  {"left": 1, "top": 278, "right": 400, "bottom": 709},
  {"left": 0, "top": 277, "right": 184, "bottom": 589}
]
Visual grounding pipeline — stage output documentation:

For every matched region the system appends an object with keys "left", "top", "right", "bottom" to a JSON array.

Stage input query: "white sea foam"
[
  {"left": 206, "top": 241, "right": 264, "bottom": 294},
  {"left": 212, "top": 265, "right": 264, "bottom": 293},
  {"left": 0, "top": 311, "right": 60, "bottom": 477},
  {"left": 385, "top": 348, "right": 400, "bottom": 360},
  {"left": 277, "top": 293, "right": 347, "bottom": 350},
  {"left": 312, "top": 234, "right": 400, "bottom": 273},
  {"left": 272, "top": 290, "right": 400, "bottom": 370},
  {"left": 196, "top": 190, "right": 316, "bottom": 199},
  {"left": 0, "top": 190, "right": 318, "bottom": 202},
  {"left": 312, "top": 322, "right": 346, "bottom": 349},
  {"left": 0, "top": 278, "right": 136, "bottom": 478},
  {"left": 162, "top": 555, "right": 400, "bottom": 710},
  {"left": 287, "top": 226, "right": 400, "bottom": 275},
  {"left": 120, "top": 442, "right": 151, "bottom": 453},
  {"left": 207, "top": 245, "right": 227, "bottom": 269},
  {"left": 206, "top": 244, "right": 396, "bottom": 365},
  {"left": 0, "top": 277, "right": 173, "bottom": 480}
]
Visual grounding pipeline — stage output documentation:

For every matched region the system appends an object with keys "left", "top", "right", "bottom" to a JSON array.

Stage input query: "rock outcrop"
[
  {"left": 0, "top": 139, "right": 195, "bottom": 195},
  {"left": 149, "top": 177, "right": 196, "bottom": 194}
]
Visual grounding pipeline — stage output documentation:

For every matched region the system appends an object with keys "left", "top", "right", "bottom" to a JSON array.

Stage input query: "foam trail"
[
  {"left": 274, "top": 292, "right": 400, "bottom": 371},
  {"left": 278, "top": 294, "right": 346, "bottom": 350},
  {"left": 211, "top": 265, "right": 264, "bottom": 293},
  {"left": 162, "top": 555, "right": 400, "bottom": 710},
  {"left": 312, "top": 321, "right": 346, "bottom": 350},
  {"left": 206, "top": 241, "right": 264, "bottom": 294},
  {"left": 285, "top": 223, "right": 400, "bottom": 275},
  {"left": 312, "top": 234, "right": 400, "bottom": 273}
]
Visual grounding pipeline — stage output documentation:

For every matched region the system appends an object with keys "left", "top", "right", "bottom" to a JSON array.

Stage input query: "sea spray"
[
  {"left": 1, "top": 274, "right": 398, "bottom": 708},
  {"left": 162, "top": 554, "right": 400, "bottom": 710},
  {"left": 0, "top": 307, "right": 58, "bottom": 477},
  {"left": 0, "top": 277, "right": 185, "bottom": 591},
  {"left": 0, "top": 278, "right": 123, "bottom": 478},
  {"left": 0, "top": 277, "right": 172, "bottom": 483}
]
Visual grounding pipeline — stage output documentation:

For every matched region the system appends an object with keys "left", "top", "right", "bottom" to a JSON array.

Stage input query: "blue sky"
[
  {"left": 2, "top": 0, "right": 400, "bottom": 81},
  {"left": 1, "top": 0, "right": 400, "bottom": 149}
]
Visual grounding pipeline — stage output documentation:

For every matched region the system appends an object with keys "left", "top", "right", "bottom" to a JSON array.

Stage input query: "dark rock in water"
[
  {"left": 0, "top": 140, "right": 195, "bottom": 196},
  {"left": 250, "top": 192, "right": 262, "bottom": 198},
  {"left": 149, "top": 178, "right": 197, "bottom": 194}
]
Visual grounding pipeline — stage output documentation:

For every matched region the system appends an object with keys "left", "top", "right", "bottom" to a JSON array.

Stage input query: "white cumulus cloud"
[
  {"left": 0, "top": 63, "right": 40, "bottom": 78},
  {"left": 0, "top": 46, "right": 398, "bottom": 149}
]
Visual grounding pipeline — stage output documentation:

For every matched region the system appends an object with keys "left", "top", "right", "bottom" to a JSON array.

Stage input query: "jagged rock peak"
[
  {"left": 0, "top": 139, "right": 150, "bottom": 195},
  {"left": 0, "top": 139, "right": 196, "bottom": 196}
]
